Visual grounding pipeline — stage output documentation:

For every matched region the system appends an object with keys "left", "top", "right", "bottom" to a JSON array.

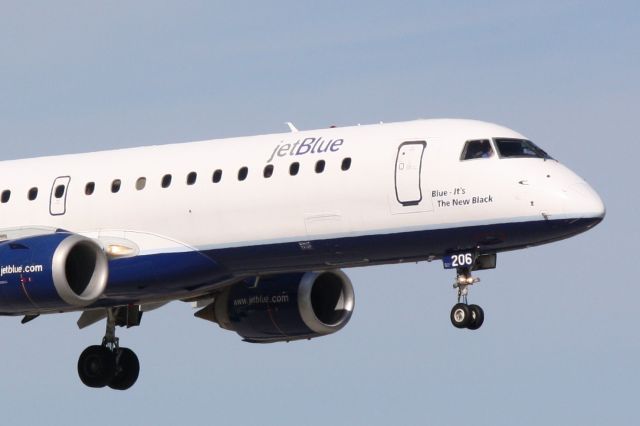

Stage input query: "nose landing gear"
[
  {"left": 450, "top": 268, "right": 484, "bottom": 330},
  {"left": 77, "top": 308, "right": 140, "bottom": 390}
]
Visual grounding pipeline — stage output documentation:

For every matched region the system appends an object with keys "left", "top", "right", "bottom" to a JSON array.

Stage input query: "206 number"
[{"left": 450, "top": 253, "right": 473, "bottom": 267}]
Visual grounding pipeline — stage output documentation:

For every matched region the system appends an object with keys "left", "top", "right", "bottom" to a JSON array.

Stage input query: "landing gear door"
[
  {"left": 49, "top": 176, "right": 71, "bottom": 216},
  {"left": 395, "top": 141, "right": 426, "bottom": 206}
]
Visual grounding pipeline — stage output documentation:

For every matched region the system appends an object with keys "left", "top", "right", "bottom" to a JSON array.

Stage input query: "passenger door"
[{"left": 395, "top": 141, "right": 426, "bottom": 206}]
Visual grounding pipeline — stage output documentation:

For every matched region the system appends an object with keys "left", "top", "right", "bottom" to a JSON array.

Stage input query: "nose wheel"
[
  {"left": 450, "top": 268, "right": 484, "bottom": 330},
  {"left": 77, "top": 308, "right": 140, "bottom": 390},
  {"left": 450, "top": 303, "right": 484, "bottom": 329}
]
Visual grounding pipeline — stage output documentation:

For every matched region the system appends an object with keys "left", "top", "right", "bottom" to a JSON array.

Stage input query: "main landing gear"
[
  {"left": 77, "top": 308, "right": 140, "bottom": 390},
  {"left": 450, "top": 267, "right": 484, "bottom": 330}
]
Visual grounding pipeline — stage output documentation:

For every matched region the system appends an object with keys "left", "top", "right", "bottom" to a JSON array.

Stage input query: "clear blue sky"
[{"left": 0, "top": 1, "right": 637, "bottom": 425}]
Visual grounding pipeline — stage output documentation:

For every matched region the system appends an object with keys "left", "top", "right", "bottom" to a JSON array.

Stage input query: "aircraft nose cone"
[{"left": 569, "top": 182, "right": 606, "bottom": 221}]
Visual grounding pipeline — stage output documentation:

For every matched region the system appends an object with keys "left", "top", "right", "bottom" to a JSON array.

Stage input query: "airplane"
[{"left": 0, "top": 118, "right": 605, "bottom": 390}]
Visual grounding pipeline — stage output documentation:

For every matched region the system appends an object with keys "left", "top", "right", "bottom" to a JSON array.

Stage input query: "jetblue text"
[{"left": 267, "top": 137, "right": 344, "bottom": 163}]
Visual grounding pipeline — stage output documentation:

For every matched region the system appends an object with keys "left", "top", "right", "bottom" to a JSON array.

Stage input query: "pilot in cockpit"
[{"left": 463, "top": 139, "right": 494, "bottom": 160}]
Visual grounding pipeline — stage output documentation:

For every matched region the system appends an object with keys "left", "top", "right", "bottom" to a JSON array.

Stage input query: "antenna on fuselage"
[{"left": 285, "top": 122, "right": 298, "bottom": 132}]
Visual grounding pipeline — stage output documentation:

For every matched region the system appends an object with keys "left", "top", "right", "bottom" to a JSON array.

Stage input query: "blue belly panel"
[
  {"left": 97, "top": 217, "right": 599, "bottom": 303},
  {"left": 0, "top": 217, "right": 600, "bottom": 313}
]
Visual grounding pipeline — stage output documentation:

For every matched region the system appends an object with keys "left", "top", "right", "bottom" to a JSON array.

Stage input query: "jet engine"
[
  {"left": 204, "top": 270, "right": 355, "bottom": 343},
  {"left": 0, "top": 233, "right": 108, "bottom": 313}
]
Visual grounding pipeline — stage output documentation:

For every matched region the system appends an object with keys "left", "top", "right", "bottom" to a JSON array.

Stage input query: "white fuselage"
[{"left": 0, "top": 119, "right": 605, "bottom": 309}]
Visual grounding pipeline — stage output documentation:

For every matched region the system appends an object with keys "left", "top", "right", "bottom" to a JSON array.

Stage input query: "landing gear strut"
[
  {"left": 77, "top": 308, "right": 140, "bottom": 390},
  {"left": 450, "top": 267, "right": 484, "bottom": 330}
]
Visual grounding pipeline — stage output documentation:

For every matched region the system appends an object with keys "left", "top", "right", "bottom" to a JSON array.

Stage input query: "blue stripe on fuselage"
[{"left": 89, "top": 217, "right": 601, "bottom": 307}]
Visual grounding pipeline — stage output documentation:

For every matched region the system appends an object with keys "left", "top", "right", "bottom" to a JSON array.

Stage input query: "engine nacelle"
[
  {"left": 0, "top": 233, "right": 108, "bottom": 313},
  {"left": 211, "top": 270, "right": 355, "bottom": 343}
]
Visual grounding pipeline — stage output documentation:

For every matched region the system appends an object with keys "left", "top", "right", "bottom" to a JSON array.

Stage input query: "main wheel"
[
  {"left": 467, "top": 304, "right": 485, "bottom": 330},
  {"left": 450, "top": 303, "right": 471, "bottom": 328},
  {"left": 109, "top": 347, "right": 140, "bottom": 390},
  {"left": 78, "top": 345, "right": 116, "bottom": 388}
]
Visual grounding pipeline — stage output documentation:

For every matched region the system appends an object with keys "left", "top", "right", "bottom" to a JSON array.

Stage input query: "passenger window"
[
  {"left": 1, "top": 190, "right": 10, "bottom": 203},
  {"left": 341, "top": 157, "right": 351, "bottom": 171},
  {"left": 289, "top": 162, "right": 300, "bottom": 176},
  {"left": 85, "top": 182, "right": 95, "bottom": 195},
  {"left": 461, "top": 140, "right": 494, "bottom": 160},
  {"left": 111, "top": 179, "right": 121, "bottom": 193},
  {"left": 161, "top": 174, "right": 172, "bottom": 188},
  {"left": 238, "top": 167, "right": 248, "bottom": 181},
  {"left": 315, "top": 160, "right": 325, "bottom": 173},
  {"left": 263, "top": 164, "right": 274, "bottom": 178},
  {"left": 212, "top": 169, "right": 222, "bottom": 183},
  {"left": 187, "top": 172, "right": 197, "bottom": 185},
  {"left": 28, "top": 187, "right": 38, "bottom": 201},
  {"left": 136, "top": 177, "right": 146, "bottom": 190},
  {"left": 54, "top": 185, "right": 65, "bottom": 199}
]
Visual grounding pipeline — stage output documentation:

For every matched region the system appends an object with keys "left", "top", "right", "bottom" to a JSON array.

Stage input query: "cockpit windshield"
[
  {"left": 494, "top": 138, "right": 553, "bottom": 160},
  {"left": 460, "top": 139, "right": 494, "bottom": 160}
]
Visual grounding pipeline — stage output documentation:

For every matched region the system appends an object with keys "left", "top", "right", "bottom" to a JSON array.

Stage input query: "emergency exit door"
[
  {"left": 50, "top": 176, "right": 71, "bottom": 216},
  {"left": 395, "top": 141, "right": 426, "bottom": 206}
]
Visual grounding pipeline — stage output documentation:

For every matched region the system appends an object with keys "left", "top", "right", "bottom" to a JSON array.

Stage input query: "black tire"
[
  {"left": 78, "top": 345, "right": 116, "bottom": 388},
  {"left": 109, "top": 347, "right": 140, "bottom": 391},
  {"left": 450, "top": 303, "right": 471, "bottom": 328},
  {"left": 467, "top": 304, "right": 485, "bottom": 330}
]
